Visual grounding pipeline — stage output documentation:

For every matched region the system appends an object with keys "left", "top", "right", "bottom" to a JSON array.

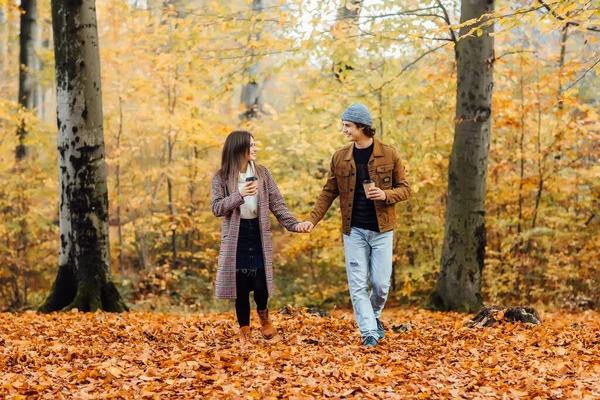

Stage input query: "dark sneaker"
[
  {"left": 376, "top": 318, "right": 385, "bottom": 340},
  {"left": 362, "top": 336, "right": 378, "bottom": 348}
]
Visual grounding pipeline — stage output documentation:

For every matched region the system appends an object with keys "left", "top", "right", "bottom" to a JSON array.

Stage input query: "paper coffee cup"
[{"left": 363, "top": 179, "right": 375, "bottom": 197}]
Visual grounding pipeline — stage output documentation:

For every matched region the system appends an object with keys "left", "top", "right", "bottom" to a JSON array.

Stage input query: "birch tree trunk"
[
  {"left": 16, "top": 0, "right": 38, "bottom": 160},
  {"left": 39, "top": 0, "right": 127, "bottom": 313},
  {"left": 426, "top": 0, "right": 494, "bottom": 313}
]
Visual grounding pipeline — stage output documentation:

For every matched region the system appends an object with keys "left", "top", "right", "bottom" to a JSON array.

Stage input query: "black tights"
[{"left": 235, "top": 268, "right": 269, "bottom": 327}]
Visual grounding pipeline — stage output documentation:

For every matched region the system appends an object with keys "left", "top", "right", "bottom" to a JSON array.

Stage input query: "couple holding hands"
[{"left": 211, "top": 103, "right": 411, "bottom": 349}]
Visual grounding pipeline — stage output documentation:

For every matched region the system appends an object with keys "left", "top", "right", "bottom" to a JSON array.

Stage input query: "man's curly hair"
[{"left": 356, "top": 123, "right": 376, "bottom": 138}]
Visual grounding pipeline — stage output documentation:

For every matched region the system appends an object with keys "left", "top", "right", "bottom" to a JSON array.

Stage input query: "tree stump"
[
  {"left": 278, "top": 305, "right": 330, "bottom": 317},
  {"left": 391, "top": 323, "right": 412, "bottom": 333},
  {"left": 465, "top": 306, "right": 541, "bottom": 328}
]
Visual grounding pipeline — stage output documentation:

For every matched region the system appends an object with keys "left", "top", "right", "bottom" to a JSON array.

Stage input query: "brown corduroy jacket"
[{"left": 307, "top": 138, "right": 410, "bottom": 235}]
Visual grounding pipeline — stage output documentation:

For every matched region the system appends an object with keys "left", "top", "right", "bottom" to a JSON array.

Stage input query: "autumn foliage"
[
  {"left": 0, "top": 1, "right": 599, "bottom": 312},
  {"left": 1, "top": 308, "right": 599, "bottom": 398}
]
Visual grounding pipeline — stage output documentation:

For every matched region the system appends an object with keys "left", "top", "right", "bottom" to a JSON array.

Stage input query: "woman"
[{"left": 212, "top": 130, "right": 309, "bottom": 348}]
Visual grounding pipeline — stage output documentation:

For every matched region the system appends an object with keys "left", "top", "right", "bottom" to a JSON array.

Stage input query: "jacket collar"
[{"left": 342, "top": 137, "right": 384, "bottom": 161}]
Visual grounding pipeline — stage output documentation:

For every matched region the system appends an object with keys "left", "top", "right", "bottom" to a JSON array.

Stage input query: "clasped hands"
[
  {"left": 297, "top": 221, "right": 314, "bottom": 233},
  {"left": 240, "top": 182, "right": 313, "bottom": 233}
]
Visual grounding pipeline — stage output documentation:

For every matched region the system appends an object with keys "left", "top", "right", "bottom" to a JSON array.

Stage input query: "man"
[{"left": 303, "top": 103, "right": 410, "bottom": 347}]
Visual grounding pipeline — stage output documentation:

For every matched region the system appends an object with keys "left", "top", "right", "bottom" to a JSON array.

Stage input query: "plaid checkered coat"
[{"left": 212, "top": 164, "right": 300, "bottom": 299}]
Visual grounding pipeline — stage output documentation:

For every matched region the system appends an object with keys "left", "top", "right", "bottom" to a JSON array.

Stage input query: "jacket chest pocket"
[
  {"left": 335, "top": 167, "right": 352, "bottom": 190},
  {"left": 376, "top": 164, "right": 394, "bottom": 189}
]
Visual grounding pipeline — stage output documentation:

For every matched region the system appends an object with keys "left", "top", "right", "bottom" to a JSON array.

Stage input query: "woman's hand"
[
  {"left": 297, "top": 221, "right": 314, "bottom": 233},
  {"left": 239, "top": 181, "right": 258, "bottom": 197}
]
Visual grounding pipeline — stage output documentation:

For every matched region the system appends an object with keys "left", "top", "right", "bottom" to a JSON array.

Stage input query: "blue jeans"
[{"left": 343, "top": 227, "right": 393, "bottom": 339}]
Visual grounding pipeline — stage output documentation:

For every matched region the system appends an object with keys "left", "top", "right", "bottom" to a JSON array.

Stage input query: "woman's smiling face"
[{"left": 243, "top": 137, "right": 257, "bottom": 162}]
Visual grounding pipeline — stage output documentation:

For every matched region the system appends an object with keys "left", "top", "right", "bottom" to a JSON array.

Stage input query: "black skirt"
[{"left": 236, "top": 218, "right": 265, "bottom": 272}]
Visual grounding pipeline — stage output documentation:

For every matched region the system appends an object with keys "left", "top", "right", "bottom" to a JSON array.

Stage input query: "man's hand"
[
  {"left": 297, "top": 221, "right": 314, "bottom": 233},
  {"left": 367, "top": 187, "right": 387, "bottom": 201}
]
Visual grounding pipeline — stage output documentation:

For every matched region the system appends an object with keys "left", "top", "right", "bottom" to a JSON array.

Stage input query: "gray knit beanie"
[{"left": 341, "top": 103, "right": 372, "bottom": 127}]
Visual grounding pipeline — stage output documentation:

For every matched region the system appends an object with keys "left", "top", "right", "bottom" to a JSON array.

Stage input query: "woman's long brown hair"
[{"left": 218, "top": 130, "right": 258, "bottom": 192}]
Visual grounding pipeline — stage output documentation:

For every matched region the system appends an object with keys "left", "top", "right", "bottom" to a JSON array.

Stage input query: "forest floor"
[{"left": 1, "top": 308, "right": 599, "bottom": 399}]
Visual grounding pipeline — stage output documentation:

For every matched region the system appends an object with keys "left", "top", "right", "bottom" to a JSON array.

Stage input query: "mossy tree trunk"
[
  {"left": 39, "top": 0, "right": 127, "bottom": 313},
  {"left": 426, "top": 0, "right": 494, "bottom": 313}
]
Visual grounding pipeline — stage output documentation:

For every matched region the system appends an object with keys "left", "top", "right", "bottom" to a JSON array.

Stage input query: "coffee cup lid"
[{"left": 362, "top": 179, "right": 374, "bottom": 184}]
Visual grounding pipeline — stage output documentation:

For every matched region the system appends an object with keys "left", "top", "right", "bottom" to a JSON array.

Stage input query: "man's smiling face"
[{"left": 341, "top": 121, "right": 365, "bottom": 142}]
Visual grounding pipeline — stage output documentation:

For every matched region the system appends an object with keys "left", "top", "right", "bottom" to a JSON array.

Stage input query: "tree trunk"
[
  {"left": 391, "top": 234, "right": 401, "bottom": 294},
  {"left": 39, "top": 0, "right": 127, "bottom": 313},
  {"left": 186, "top": 146, "right": 199, "bottom": 255},
  {"left": 517, "top": 56, "right": 525, "bottom": 241},
  {"left": 332, "top": 0, "right": 363, "bottom": 82},
  {"left": 14, "top": 0, "right": 38, "bottom": 310},
  {"left": 524, "top": 78, "right": 544, "bottom": 254},
  {"left": 146, "top": 0, "right": 163, "bottom": 22},
  {"left": 33, "top": 26, "right": 44, "bottom": 120},
  {"left": 39, "top": 24, "right": 53, "bottom": 123},
  {"left": 0, "top": 5, "right": 7, "bottom": 97},
  {"left": 165, "top": 0, "right": 191, "bottom": 18},
  {"left": 557, "top": 24, "right": 568, "bottom": 111},
  {"left": 135, "top": 226, "right": 150, "bottom": 271},
  {"left": 167, "top": 75, "right": 178, "bottom": 268},
  {"left": 16, "top": 0, "right": 38, "bottom": 160},
  {"left": 116, "top": 97, "right": 125, "bottom": 278},
  {"left": 240, "top": 0, "right": 264, "bottom": 121},
  {"left": 426, "top": 0, "right": 494, "bottom": 313},
  {"left": 168, "top": 135, "right": 177, "bottom": 268}
]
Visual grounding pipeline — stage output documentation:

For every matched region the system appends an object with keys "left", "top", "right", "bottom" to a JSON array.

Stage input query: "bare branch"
[
  {"left": 585, "top": 213, "right": 596, "bottom": 226},
  {"left": 538, "top": 0, "right": 600, "bottom": 32},
  {"left": 435, "top": 0, "right": 457, "bottom": 43},
  {"left": 362, "top": 43, "right": 450, "bottom": 95},
  {"left": 143, "top": 3, "right": 288, "bottom": 19},
  {"left": 357, "top": 26, "right": 452, "bottom": 43},
  {"left": 349, "top": 7, "right": 439, "bottom": 21},
  {"left": 563, "top": 56, "right": 600, "bottom": 91},
  {"left": 501, "top": 5, "right": 547, "bottom": 18},
  {"left": 495, "top": 50, "right": 538, "bottom": 61},
  {"left": 411, "top": 13, "right": 447, "bottom": 21},
  {"left": 193, "top": 48, "right": 301, "bottom": 60}
]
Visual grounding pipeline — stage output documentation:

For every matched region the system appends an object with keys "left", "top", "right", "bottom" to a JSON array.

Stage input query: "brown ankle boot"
[
  {"left": 239, "top": 326, "right": 253, "bottom": 349},
  {"left": 258, "top": 309, "right": 276, "bottom": 339}
]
